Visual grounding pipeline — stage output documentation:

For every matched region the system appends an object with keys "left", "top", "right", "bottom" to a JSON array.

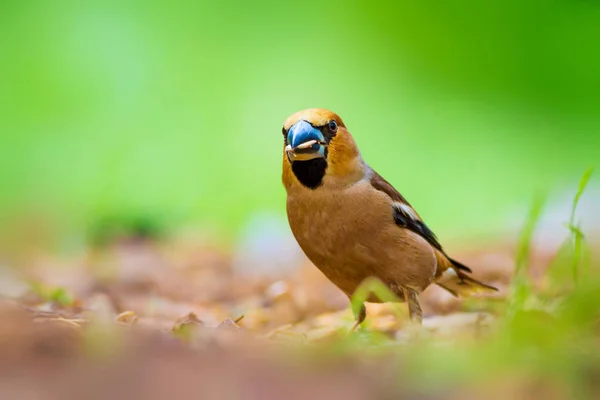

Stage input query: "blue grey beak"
[{"left": 285, "top": 120, "right": 326, "bottom": 162}]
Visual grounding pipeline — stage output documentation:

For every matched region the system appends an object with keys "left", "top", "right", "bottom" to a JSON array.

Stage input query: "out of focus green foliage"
[
  {"left": 30, "top": 282, "right": 75, "bottom": 306},
  {"left": 1, "top": 0, "right": 599, "bottom": 242}
]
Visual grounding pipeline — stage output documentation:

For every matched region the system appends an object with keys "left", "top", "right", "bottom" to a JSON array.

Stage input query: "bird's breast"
[{"left": 286, "top": 180, "right": 401, "bottom": 295}]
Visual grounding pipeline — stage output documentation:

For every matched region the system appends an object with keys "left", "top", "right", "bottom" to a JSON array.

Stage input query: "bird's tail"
[{"left": 435, "top": 256, "right": 498, "bottom": 297}]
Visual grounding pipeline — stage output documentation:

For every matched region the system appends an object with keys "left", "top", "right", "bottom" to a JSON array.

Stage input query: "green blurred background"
[{"left": 1, "top": 0, "right": 599, "bottom": 248}]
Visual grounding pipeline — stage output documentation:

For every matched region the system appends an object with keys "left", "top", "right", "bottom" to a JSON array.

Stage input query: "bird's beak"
[{"left": 285, "top": 120, "right": 327, "bottom": 162}]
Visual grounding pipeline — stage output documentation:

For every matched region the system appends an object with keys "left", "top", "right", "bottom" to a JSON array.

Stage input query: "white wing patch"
[{"left": 394, "top": 202, "right": 419, "bottom": 221}]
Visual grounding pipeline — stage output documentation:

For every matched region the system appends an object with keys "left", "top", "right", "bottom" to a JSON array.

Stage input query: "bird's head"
[{"left": 282, "top": 108, "right": 364, "bottom": 189}]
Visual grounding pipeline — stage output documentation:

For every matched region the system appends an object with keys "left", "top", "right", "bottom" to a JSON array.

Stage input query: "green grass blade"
[
  {"left": 569, "top": 167, "right": 593, "bottom": 228},
  {"left": 514, "top": 193, "right": 546, "bottom": 276},
  {"left": 569, "top": 168, "right": 593, "bottom": 286},
  {"left": 350, "top": 277, "right": 404, "bottom": 328},
  {"left": 507, "top": 193, "right": 546, "bottom": 317}
]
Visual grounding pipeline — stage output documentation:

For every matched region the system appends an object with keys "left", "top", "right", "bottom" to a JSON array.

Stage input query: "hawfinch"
[{"left": 281, "top": 108, "right": 497, "bottom": 328}]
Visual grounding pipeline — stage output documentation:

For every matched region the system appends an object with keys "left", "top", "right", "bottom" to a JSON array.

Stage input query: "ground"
[{"left": 0, "top": 226, "right": 598, "bottom": 400}]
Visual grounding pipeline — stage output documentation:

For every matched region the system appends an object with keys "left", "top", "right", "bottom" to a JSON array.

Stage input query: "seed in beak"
[{"left": 294, "top": 140, "right": 318, "bottom": 150}]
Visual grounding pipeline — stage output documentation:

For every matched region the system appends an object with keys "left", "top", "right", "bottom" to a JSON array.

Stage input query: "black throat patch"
[{"left": 291, "top": 159, "right": 327, "bottom": 189}]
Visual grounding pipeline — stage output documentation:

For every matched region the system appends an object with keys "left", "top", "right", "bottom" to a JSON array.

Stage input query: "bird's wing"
[
  {"left": 369, "top": 170, "right": 474, "bottom": 274},
  {"left": 369, "top": 170, "right": 442, "bottom": 251}
]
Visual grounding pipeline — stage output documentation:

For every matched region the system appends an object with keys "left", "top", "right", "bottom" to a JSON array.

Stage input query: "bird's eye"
[{"left": 328, "top": 120, "right": 338, "bottom": 133}]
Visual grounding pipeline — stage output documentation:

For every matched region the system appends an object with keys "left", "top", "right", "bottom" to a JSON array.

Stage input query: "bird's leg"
[
  {"left": 350, "top": 302, "right": 366, "bottom": 332},
  {"left": 402, "top": 288, "right": 423, "bottom": 324}
]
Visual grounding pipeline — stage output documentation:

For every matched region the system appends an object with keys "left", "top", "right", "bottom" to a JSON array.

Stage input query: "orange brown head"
[{"left": 282, "top": 108, "right": 363, "bottom": 189}]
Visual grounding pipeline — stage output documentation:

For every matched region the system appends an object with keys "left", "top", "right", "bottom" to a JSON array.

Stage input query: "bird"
[{"left": 281, "top": 108, "right": 498, "bottom": 329}]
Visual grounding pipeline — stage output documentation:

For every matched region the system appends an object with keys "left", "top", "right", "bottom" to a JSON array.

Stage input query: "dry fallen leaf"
[{"left": 116, "top": 310, "right": 138, "bottom": 324}]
